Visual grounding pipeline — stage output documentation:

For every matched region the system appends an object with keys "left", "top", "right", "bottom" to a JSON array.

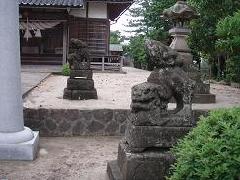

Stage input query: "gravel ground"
[
  {"left": 23, "top": 67, "right": 240, "bottom": 110},
  {"left": 23, "top": 67, "right": 150, "bottom": 110},
  {"left": 0, "top": 137, "right": 120, "bottom": 180}
]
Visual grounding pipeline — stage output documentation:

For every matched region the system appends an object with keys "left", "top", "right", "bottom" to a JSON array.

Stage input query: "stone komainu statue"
[
  {"left": 63, "top": 38, "right": 97, "bottom": 100},
  {"left": 131, "top": 40, "right": 195, "bottom": 115},
  {"left": 68, "top": 39, "right": 90, "bottom": 70},
  {"left": 107, "top": 40, "right": 196, "bottom": 180}
]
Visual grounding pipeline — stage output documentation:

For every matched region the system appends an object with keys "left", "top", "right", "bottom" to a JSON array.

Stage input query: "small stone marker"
[{"left": 63, "top": 39, "right": 98, "bottom": 100}]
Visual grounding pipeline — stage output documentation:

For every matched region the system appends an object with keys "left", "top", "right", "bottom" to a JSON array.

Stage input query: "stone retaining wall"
[{"left": 24, "top": 108, "right": 208, "bottom": 137}]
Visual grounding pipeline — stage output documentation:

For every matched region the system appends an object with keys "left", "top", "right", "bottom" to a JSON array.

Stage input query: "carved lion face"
[{"left": 131, "top": 82, "right": 168, "bottom": 113}]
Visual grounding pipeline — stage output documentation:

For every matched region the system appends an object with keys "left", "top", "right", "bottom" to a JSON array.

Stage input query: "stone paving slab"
[
  {"left": 23, "top": 67, "right": 240, "bottom": 110},
  {"left": 0, "top": 137, "right": 120, "bottom": 180},
  {"left": 21, "top": 72, "right": 50, "bottom": 97}
]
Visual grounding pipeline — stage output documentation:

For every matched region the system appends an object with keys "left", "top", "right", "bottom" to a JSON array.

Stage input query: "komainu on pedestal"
[
  {"left": 63, "top": 39, "right": 98, "bottom": 100},
  {"left": 107, "top": 40, "right": 195, "bottom": 180}
]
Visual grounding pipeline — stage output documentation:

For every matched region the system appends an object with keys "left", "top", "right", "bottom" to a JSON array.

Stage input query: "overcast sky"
[{"left": 110, "top": 4, "right": 139, "bottom": 40}]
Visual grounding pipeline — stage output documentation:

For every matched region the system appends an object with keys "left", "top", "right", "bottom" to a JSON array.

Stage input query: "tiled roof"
[
  {"left": 19, "top": 0, "right": 84, "bottom": 7},
  {"left": 88, "top": 0, "right": 133, "bottom": 2}
]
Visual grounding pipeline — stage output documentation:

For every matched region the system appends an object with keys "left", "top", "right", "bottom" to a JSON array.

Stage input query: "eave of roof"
[
  {"left": 19, "top": 0, "right": 133, "bottom": 7},
  {"left": 87, "top": 0, "right": 133, "bottom": 3},
  {"left": 19, "top": 0, "right": 84, "bottom": 7}
]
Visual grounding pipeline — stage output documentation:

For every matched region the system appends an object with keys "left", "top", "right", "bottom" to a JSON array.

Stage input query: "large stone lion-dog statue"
[{"left": 131, "top": 40, "right": 195, "bottom": 114}]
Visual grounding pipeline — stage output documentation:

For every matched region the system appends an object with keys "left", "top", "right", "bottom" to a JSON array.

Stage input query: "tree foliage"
[
  {"left": 216, "top": 10, "right": 240, "bottom": 83},
  {"left": 125, "top": 0, "right": 240, "bottom": 78},
  {"left": 144, "top": 0, "right": 175, "bottom": 41},
  {"left": 187, "top": 0, "right": 240, "bottom": 79},
  {"left": 126, "top": 0, "right": 151, "bottom": 34},
  {"left": 216, "top": 10, "right": 240, "bottom": 54},
  {"left": 110, "top": 30, "right": 124, "bottom": 44},
  {"left": 125, "top": 0, "right": 174, "bottom": 68},
  {"left": 128, "top": 35, "right": 147, "bottom": 68}
]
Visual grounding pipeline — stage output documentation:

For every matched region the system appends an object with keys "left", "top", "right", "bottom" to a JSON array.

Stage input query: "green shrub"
[
  {"left": 168, "top": 107, "right": 240, "bottom": 180},
  {"left": 62, "top": 64, "right": 70, "bottom": 76}
]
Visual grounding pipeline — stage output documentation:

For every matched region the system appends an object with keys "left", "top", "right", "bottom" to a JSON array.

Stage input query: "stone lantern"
[
  {"left": 163, "top": 0, "right": 198, "bottom": 64},
  {"left": 163, "top": 0, "right": 216, "bottom": 104}
]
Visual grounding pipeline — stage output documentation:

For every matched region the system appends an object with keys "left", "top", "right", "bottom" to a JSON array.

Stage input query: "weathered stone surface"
[
  {"left": 71, "top": 89, "right": 98, "bottom": 100},
  {"left": 107, "top": 141, "right": 175, "bottom": 180},
  {"left": 67, "top": 79, "right": 95, "bottom": 90},
  {"left": 128, "top": 106, "right": 193, "bottom": 127},
  {"left": 64, "top": 109, "right": 81, "bottom": 121},
  {"left": 194, "top": 82, "right": 210, "bottom": 94},
  {"left": 24, "top": 108, "right": 42, "bottom": 130},
  {"left": 44, "top": 119, "right": 57, "bottom": 131},
  {"left": 107, "top": 160, "right": 123, "bottom": 180},
  {"left": 106, "top": 121, "right": 119, "bottom": 135},
  {"left": 109, "top": 42, "right": 195, "bottom": 180},
  {"left": 193, "top": 93, "right": 216, "bottom": 104},
  {"left": 163, "top": 1, "right": 198, "bottom": 23},
  {"left": 70, "top": 70, "right": 93, "bottom": 79},
  {"left": 23, "top": 109, "right": 206, "bottom": 137},
  {"left": 68, "top": 39, "right": 91, "bottom": 70},
  {"left": 80, "top": 110, "right": 93, "bottom": 121},
  {"left": 115, "top": 110, "right": 130, "bottom": 124},
  {"left": 88, "top": 121, "right": 105, "bottom": 134},
  {"left": 63, "top": 88, "right": 72, "bottom": 99},
  {"left": 72, "top": 121, "right": 86, "bottom": 135},
  {"left": 64, "top": 39, "right": 98, "bottom": 100},
  {"left": 59, "top": 121, "right": 71, "bottom": 132},
  {"left": 193, "top": 109, "right": 208, "bottom": 123},
  {"left": 120, "top": 123, "right": 126, "bottom": 134},
  {"left": 93, "top": 109, "right": 113, "bottom": 123},
  {"left": 125, "top": 123, "right": 191, "bottom": 152}
]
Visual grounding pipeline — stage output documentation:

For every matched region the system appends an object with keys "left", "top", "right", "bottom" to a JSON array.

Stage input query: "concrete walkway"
[
  {"left": 21, "top": 72, "right": 50, "bottom": 97},
  {"left": 21, "top": 65, "right": 62, "bottom": 97}
]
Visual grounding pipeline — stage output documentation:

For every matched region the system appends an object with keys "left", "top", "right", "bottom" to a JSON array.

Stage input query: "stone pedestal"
[
  {"left": 186, "top": 65, "right": 216, "bottom": 103},
  {"left": 107, "top": 106, "right": 194, "bottom": 180},
  {"left": 192, "top": 82, "right": 216, "bottom": 103},
  {"left": 0, "top": 0, "right": 39, "bottom": 160},
  {"left": 107, "top": 141, "right": 175, "bottom": 180},
  {"left": 63, "top": 70, "right": 97, "bottom": 100},
  {"left": 169, "top": 28, "right": 193, "bottom": 65}
]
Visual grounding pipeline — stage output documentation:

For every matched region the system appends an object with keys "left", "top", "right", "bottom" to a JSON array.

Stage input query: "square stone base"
[
  {"left": 63, "top": 88, "right": 98, "bottom": 100},
  {"left": 107, "top": 141, "right": 175, "bottom": 180},
  {"left": 125, "top": 123, "right": 191, "bottom": 152},
  {"left": 192, "top": 93, "right": 216, "bottom": 104},
  {"left": 0, "top": 131, "right": 39, "bottom": 161}
]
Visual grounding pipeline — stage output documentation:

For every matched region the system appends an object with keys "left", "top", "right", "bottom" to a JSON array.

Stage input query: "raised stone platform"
[
  {"left": 23, "top": 67, "right": 240, "bottom": 136},
  {"left": 192, "top": 82, "right": 216, "bottom": 103},
  {"left": 193, "top": 93, "right": 216, "bottom": 103}
]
